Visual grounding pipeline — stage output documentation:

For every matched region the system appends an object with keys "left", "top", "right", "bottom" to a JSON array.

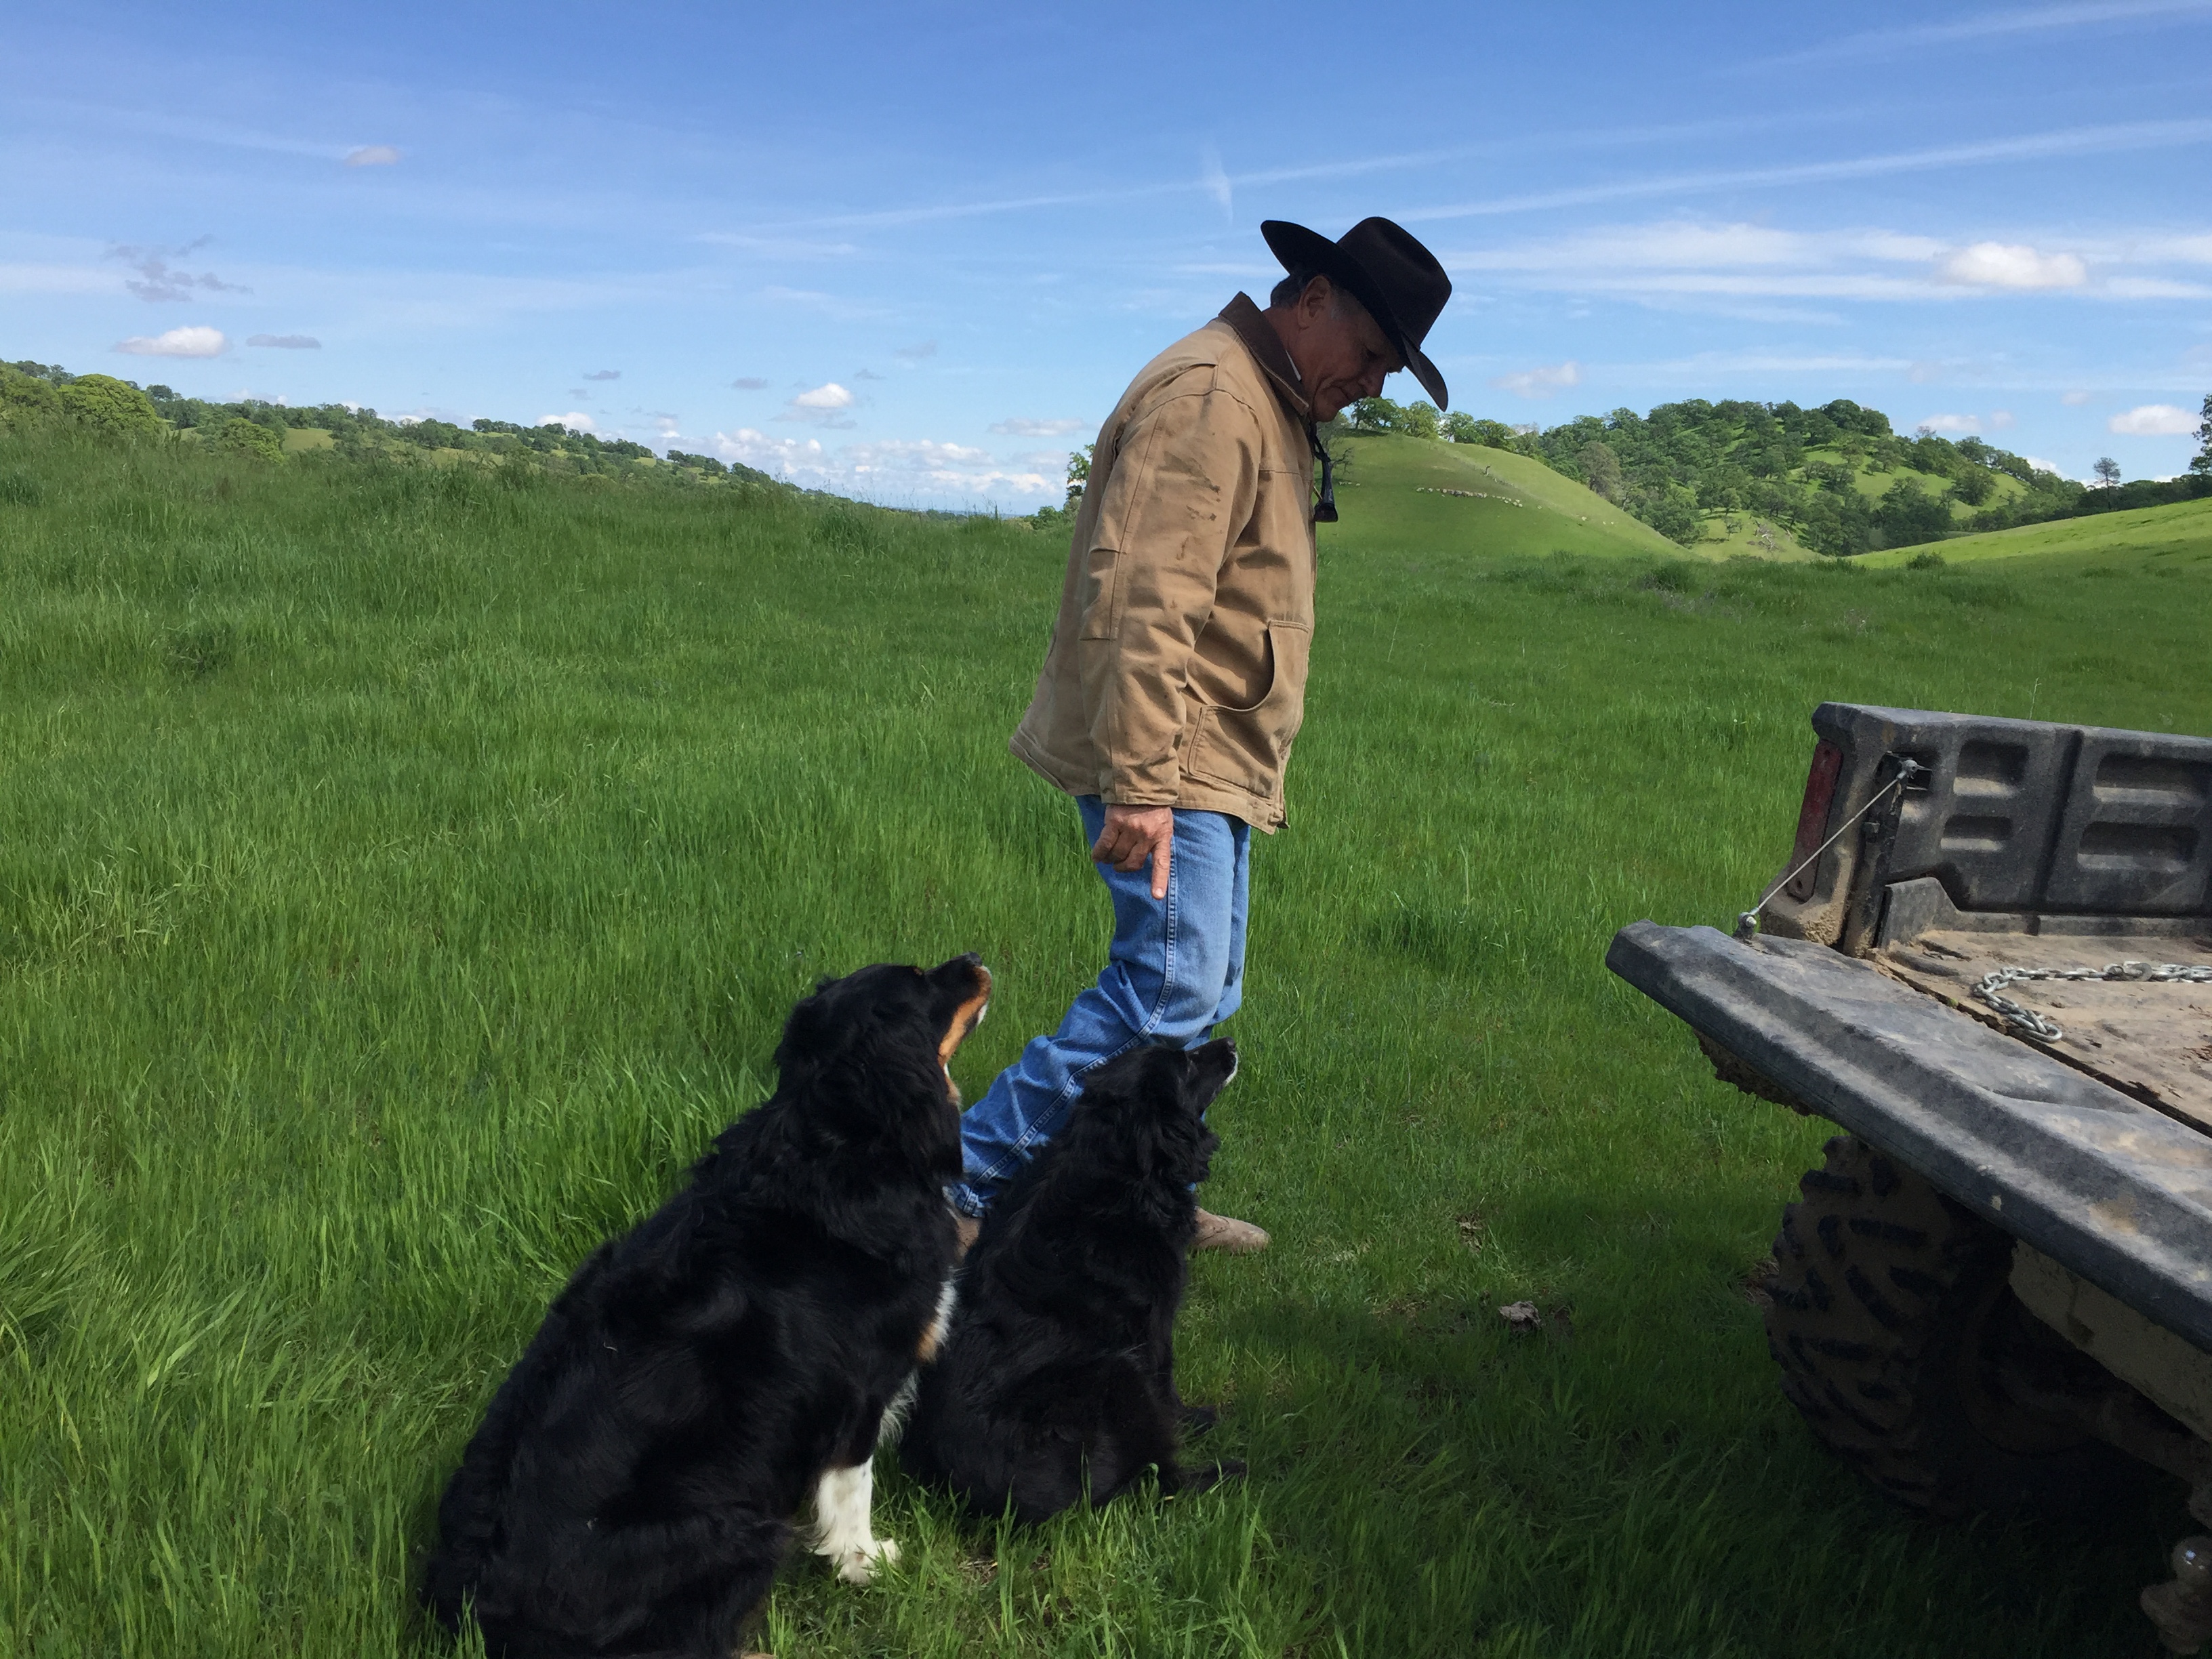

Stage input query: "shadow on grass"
[{"left": 1197, "top": 1288, "right": 2188, "bottom": 1659}]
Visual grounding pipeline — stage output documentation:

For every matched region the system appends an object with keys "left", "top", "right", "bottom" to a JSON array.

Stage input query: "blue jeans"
[{"left": 952, "top": 795, "right": 1250, "bottom": 1217}]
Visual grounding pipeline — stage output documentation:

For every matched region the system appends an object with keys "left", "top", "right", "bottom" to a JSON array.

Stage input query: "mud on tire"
[{"left": 1762, "top": 1133, "right": 2135, "bottom": 1519}]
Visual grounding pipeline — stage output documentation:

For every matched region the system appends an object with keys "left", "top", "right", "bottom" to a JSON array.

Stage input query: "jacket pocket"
[{"left": 1183, "top": 621, "right": 1311, "bottom": 798}]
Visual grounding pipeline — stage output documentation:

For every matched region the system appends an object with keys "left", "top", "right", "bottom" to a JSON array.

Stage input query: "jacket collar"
[{"left": 1216, "top": 293, "right": 1311, "bottom": 424}]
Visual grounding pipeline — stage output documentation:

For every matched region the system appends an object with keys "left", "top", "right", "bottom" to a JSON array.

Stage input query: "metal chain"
[{"left": 1973, "top": 960, "right": 2212, "bottom": 1043}]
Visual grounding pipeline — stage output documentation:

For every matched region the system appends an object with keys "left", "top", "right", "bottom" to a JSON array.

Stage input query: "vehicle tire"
[{"left": 1762, "top": 1133, "right": 2136, "bottom": 1519}]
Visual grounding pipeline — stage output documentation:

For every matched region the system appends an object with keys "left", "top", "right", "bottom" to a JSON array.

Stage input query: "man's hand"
[{"left": 1091, "top": 804, "right": 1174, "bottom": 901}]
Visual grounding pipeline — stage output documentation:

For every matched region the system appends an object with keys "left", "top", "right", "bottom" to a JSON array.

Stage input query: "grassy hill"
[
  {"left": 1322, "top": 433, "right": 1689, "bottom": 560},
  {"left": 1347, "top": 392, "right": 2208, "bottom": 558},
  {"left": 1860, "top": 493, "right": 2212, "bottom": 567},
  {"left": 5, "top": 424, "right": 2212, "bottom": 1655}
]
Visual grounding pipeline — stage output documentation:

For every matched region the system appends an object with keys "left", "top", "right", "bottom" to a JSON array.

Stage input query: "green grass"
[
  {"left": 1858, "top": 493, "right": 2212, "bottom": 567},
  {"left": 1327, "top": 435, "right": 1687, "bottom": 560},
  {"left": 4, "top": 428, "right": 2211, "bottom": 1657}
]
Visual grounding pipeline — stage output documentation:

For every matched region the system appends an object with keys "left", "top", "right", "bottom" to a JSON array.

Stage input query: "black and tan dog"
[
  {"left": 422, "top": 954, "right": 990, "bottom": 1659},
  {"left": 903, "top": 1038, "right": 1244, "bottom": 1523}
]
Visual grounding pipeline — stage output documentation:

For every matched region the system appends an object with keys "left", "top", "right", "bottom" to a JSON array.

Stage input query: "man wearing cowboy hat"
[{"left": 951, "top": 217, "right": 1453, "bottom": 1252}]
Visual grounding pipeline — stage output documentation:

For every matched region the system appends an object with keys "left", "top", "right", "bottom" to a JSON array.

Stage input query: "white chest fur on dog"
[{"left": 808, "top": 1273, "right": 959, "bottom": 1585}]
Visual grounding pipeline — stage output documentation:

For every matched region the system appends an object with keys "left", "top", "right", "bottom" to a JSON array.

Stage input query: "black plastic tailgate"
[{"left": 1608, "top": 920, "right": 2212, "bottom": 1353}]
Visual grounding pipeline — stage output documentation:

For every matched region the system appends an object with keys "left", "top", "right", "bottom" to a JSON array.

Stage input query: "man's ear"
[{"left": 1298, "top": 272, "right": 1338, "bottom": 325}]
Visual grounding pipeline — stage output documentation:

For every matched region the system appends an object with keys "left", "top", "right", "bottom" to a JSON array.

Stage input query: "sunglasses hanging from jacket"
[{"left": 1308, "top": 424, "right": 1338, "bottom": 524}]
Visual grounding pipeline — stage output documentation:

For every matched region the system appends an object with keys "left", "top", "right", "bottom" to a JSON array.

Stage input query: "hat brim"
[{"left": 1262, "top": 220, "right": 1449, "bottom": 410}]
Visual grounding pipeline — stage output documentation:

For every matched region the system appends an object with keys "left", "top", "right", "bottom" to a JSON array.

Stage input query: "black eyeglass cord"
[{"left": 1309, "top": 424, "right": 1338, "bottom": 523}]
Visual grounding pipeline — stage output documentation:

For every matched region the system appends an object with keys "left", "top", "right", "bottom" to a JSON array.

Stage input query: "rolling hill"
[
  {"left": 1858, "top": 494, "right": 2212, "bottom": 567},
  {"left": 1319, "top": 434, "right": 1696, "bottom": 560}
]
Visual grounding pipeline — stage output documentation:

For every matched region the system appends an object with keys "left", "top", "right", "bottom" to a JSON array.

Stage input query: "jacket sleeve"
[{"left": 1072, "top": 373, "right": 1264, "bottom": 804}]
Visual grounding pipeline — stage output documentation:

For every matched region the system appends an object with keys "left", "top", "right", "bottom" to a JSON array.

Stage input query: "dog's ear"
[{"left": 772, "top": 980, "right": 841, "bottom": 1081}]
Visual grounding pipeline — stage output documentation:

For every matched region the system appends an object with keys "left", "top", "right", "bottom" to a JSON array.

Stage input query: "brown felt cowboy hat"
[{"left": 1261, "top": 216, "right": 1452, "bottom": 409}]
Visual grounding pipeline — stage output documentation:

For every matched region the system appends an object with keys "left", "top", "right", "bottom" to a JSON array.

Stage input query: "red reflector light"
[{"left": 1784, "top": 741, "right": 1844, "bottom": 902}]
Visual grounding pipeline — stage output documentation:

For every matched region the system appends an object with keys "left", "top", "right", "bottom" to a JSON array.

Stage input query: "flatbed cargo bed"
[{"left": 1609, "top": 920, "right": 2212, "bottom": 1349}]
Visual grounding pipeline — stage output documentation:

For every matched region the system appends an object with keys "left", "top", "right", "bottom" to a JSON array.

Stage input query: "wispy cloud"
[
  {"left": 694, "top": 232, "right": 861, "bottom": 258},
  {"left": 990, "top": 417, "right": 1088, "bottom": 436},
  {"left": 718, "top": 115, "right": 1818, "bottom": 241},
  {"left": 345, "top": 145, "right": 402, "bottom": 167},
  {"left": 583, "top": 369, "right": 621, "bottom": 380},
  {"left": 1200, "top": 144, "right": 1232, "bottom": 220},
  {"left": 731, "top": 376, "right": 769, "bottom": 390},
  {"left": 1493, "top": 361, "right": 1582, "bottom": 398},
  {"left": 1440, "top": 216, "right": 2210, "bottom": 306},
  {"left": 894, "top": 340, "right": 937, "bottom": 361},
  {"left": 1917, "top": 413, "right": 1983, "bottom": 433},
  {"left": 758, "top": 285, "right": 887, "bottom": 321},
  {"left": 110, "top": 238, "right": 251, "bottom": 302},
  {"left": 1750, "top": 1, "right": 2212, "bottom": 68},
  {"left": 247, "top": 333, "right": 320, "bottom": 348},
  {"left": 1404, "top": 119, "right": 2212, "bottom": 223},
  {"left": 115, "top": 325, "right": 228, "bottom": 357},
  {"left": 539, "top": 411, "right": 594, "bottom": 431}
]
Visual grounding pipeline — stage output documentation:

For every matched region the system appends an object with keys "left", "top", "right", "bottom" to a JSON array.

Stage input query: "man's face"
[{"left": 1276, "top": 277, "right": 1403, "bottom": 422}]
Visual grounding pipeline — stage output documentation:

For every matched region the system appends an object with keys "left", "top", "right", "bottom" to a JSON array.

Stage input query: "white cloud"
[
  {"left": 712, "top": 429, "right": 1054, "bottom": 504},
  {"left": 2108, "top": 403, "right": 2198, "bottom": 434},
  {"left": 779, "top": 382, "right": 859, "bottom": 427},
  {"left": 115, "top": 325, "right": 228, "bottom": 357},
  {"left": 247, "top": 333, "right": 319, "bottom": 348},
  {"left": 991, "top": 417, "right": 1088, "bottom": 436},
  {"left": 1492, "top": 360, "right": 1582, "bottom": 398},
  {"left": 2025, "top": 455, "right": 2067, "bottom": 475},
  {"left": 2063, "top": 390, "right": 2094, "bottom": 405},
  {"left": 539, "top": 412, "right": 596, "bottom": 431},
  {"left": 1990, "top": 409, "right": 2016, "bottom": 428},
  {"left": 345, "top": 145, "right": 401, "bottom": 166},
  {"left": 1917, "top": 413, "right": 1981, "bottom": 433},
  {"left": 1938, "top": 242, "right": 2087, "bottom": 289}
]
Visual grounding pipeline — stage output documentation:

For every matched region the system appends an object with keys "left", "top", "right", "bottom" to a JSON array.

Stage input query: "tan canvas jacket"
[{"left": 1009, "top": 294, "right": 1318, "bottom": 832}]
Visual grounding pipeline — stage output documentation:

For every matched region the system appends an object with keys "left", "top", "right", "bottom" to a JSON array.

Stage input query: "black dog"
[
  {"left": 903, "top": 1038, "right": 1244, "bottom": 1523},
  {"left": 422, "top": 954, "right": 991, "bottom": 1659}
]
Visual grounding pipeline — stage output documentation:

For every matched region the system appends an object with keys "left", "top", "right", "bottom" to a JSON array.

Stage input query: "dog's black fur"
[
  {"left": 421, "top": 954, "right": 989, "bottom": 1659},
  {"left": 902, "top": 1039, "right": 1244, "bottom": 1524}
]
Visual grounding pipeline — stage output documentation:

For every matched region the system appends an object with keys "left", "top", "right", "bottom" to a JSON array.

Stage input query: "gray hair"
[
  {"left": 1267, "top": 266, "right": 1319, "bottom": 308},
  {"left": 1267, "top": 266, "right": 1365, "bottom": 314}
]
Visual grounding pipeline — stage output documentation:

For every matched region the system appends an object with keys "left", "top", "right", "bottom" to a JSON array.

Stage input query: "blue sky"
[{"left": 5, "top": 1, "right": 2209, "bottom": 506}]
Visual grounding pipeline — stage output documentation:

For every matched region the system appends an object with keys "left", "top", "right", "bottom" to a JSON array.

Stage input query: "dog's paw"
[
  {"left": 1178, "top": 1402, "right": 1218, "bottom": 1437},
  {"left": 1164, "top": 1458, "right": 1246, "bottom": 1498},
  {"left": 833, "top": 1536, "right": 898, "bottom": 1585}
]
